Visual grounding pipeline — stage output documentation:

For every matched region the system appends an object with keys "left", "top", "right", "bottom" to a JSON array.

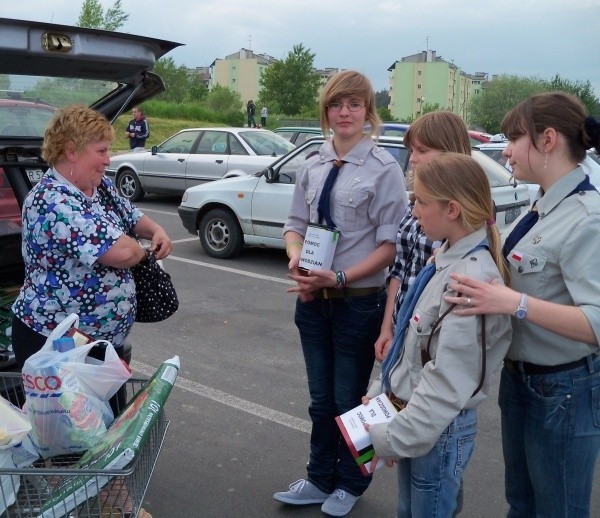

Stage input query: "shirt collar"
[
  {"left": 536, "top": 165, "right": 585, "bottom": 218},
  {"left": 318, "top": 136, "right": 374, "bottom": 166},
  {"left": 435, "top": 227, "right": 488, "bottom": 270}
]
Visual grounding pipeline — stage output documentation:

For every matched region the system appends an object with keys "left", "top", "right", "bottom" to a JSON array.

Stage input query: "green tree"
[
  {"left": 375, "top": 89, "right": 390, "bottom": 109},
  {"left": 188, "top": 76, "right": 208, "bottom": 103},
  {"left": 152, "top": 57, "right": 192, "bottom": 103},
  {"left": 77, "top": 0, "right": 129, "bottom": 30},
  {"left": 377, "top": 107, "right": 394, "bottom": 122},
  {"left": 469, "top": 75, "right": 548, "bottom": 133},
  {"left": 259, "top": 44, "right": 320, "bottom": 116},
  {"left": 546, "top": 74, "right": 600, "bottom": 116},
  {"left": 205, "top": 84, "right": 243, "bottom": 113}
]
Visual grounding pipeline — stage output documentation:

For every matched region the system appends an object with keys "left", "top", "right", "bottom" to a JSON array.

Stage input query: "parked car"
[
  {"left": 0, "top": 17, "right": 180, "bottom": 371},
  {"left": 477, "top": 141, "right": 600, "bottom": 202},
  {"left": 468, "top": 130, "right": 493, "bottom": 146},
  {"left": 379, "top": 123, "right": 410, "bottom": 137},
  {"left": 273, "top": 126, "right": 324, "bottom": 145},
  {"left": 106, "top": 128, "right": 295, "bottom": 201},
  {"left": 178, "top": 136, "right": 530, "bottom": 258}
]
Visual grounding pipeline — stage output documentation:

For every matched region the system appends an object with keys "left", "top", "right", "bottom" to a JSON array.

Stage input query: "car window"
[
  {"left": 296, "top": 132, "right": 322, "bottom": 145},
  {"left": 239, "top": 131, "right": 296, "bottom": 156},
  {"left": 158, "top": 131, "right": 200, "bottom": 153},
  {"left": 228, "top": 134, "right": 247, "bottom": 155},
  {"left": 274, "top": 131, "right": 294, "bottom": 142},
  {"left": 276, "top": 142, "right": 322, "bottom": 184}
]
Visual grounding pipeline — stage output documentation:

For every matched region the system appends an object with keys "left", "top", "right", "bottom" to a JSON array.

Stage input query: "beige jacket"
[{"left": 367, "top": 227, "right": 512, "bottom": 459}]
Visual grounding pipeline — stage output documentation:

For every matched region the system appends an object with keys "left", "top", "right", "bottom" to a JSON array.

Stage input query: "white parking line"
[
  {"left": 138, "top": 207, "right": 178, "bottom": 216},
  {"left": 167, "top": 255, "right": 294, "bottom": 285},
  {"left": 171, "top": 238, "right": 197, "bottom": 244},
  {"left": 131, "top": 359, "right": 311, "bottom": 434}
]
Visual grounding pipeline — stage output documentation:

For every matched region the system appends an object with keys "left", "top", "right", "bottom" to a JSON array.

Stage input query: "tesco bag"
[{"left": 21, "top": 314, "right": 132, "bottom": 458}]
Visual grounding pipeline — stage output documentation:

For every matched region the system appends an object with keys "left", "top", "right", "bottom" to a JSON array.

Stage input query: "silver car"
[
  {"left": 179, "top": 137, "right": 531, "bottom": 258},
  {"left": 106, "top": 127, "right": 295, "bottom": 201}
]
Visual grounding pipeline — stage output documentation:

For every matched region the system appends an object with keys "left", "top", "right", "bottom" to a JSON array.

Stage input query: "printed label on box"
[{"left": 299, "top": 224, "right": 339, "bottom": 271}]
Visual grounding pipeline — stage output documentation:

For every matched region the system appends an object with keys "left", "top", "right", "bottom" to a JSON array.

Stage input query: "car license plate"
[
  {"left": 504, "top": 207, "right": 521, "bottom": 225},
  {"left": 26, "top": 169, "right": 44, "bottom": 183}
]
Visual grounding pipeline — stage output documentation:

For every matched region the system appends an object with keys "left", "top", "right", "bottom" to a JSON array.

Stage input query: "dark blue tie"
[
  {"left": 503, "top": 176, "right": 597, "bottom": 259},
  {"left": 317, "top": 159, "right": 344, "bottom": 229},
  {"left": 381, "top": 262, "right": 436, "bottom": 393}
]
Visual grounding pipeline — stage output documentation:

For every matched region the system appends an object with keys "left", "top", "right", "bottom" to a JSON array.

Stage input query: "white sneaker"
[
  {"left": 273, "top": 479, "right": 330, "bottom": 505},
  {"left": 321, "top": 488, "right": 359, "bottom": 516}
]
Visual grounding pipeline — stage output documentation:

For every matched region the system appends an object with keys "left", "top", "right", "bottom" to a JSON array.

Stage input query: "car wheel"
[
  {"left": 199, "top": 209, "right": 244, "bottom": 259},
  {"left": 116, "top": 168, "right": 144, "bottom": 201}
]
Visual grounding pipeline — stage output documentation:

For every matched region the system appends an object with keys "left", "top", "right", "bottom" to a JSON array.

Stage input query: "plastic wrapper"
[
  {"left": 22, "top": 314, "right": 132, "bottom": 458},
  {"left": 39, "top": 355, "right": 180, "bottom": 517}
]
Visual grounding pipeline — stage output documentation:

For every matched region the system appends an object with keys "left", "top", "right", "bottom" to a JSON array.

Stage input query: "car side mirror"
[
  {"left": 264, "top": 167, "right": 278, "bottom": 183},
  {"left": 151, "top": 145, "right": 158, "bottom": 155}
]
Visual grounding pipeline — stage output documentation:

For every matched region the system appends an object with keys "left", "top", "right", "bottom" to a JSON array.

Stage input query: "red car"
[{"left": 468, "top": 130, "right": 493, "bottom": 145}]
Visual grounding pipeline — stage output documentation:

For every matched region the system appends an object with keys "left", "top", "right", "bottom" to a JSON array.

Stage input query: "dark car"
[
  {"left": 273, "top": 126, "right": 325, "bottom": 145},
  {"left": 0, "top": 17, "right": 180, "bottom": 371}
]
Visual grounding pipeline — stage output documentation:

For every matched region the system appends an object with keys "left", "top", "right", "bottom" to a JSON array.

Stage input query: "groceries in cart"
[
  {"left": 21, "top": 314, "right": 132, "bottom": 458},
  {"left": 39, "top": 355, "right": 180, "bottom": 518}
]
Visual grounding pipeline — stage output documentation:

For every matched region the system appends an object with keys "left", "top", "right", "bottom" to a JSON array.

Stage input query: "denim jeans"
[
  {"left": 498, "top": 354, "right": 600, "bottom": 517},
  {"left": 395, "top": 408, "right": 477, "bottom": 518},
  {"left": 295, "top": 290, "right": 385, "bottom": 496}
]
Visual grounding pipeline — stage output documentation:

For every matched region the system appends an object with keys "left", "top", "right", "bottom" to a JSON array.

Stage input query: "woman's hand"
[
  {"left": 445, "top": 273, "right": 519, "bottom": 316},
  {"left": 287, "top": 268, "right": 336, "bottom": 295},
  {"left": 149, "top": 227, "right": 172, "bottom": 259}
]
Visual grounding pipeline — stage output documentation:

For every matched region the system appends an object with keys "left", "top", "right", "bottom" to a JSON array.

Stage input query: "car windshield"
[
  {"left": 238, "top": 131, "right": 295, "bottom": 156},
  {"left": 0, "top": 74, "right": 120, "bottom": 138}
]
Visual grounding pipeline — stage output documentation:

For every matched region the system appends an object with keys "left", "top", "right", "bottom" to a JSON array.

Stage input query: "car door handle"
[
  {"left": 178, "top": 158, "right": 185, "bottom": 163},
  {"left": 215, "top": 160, "right": 223, "bottom": 164}
]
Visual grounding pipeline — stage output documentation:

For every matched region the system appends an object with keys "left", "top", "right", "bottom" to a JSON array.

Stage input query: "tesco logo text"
[{"left": 21, "top": 373, "right": 62, "bottom": 391}]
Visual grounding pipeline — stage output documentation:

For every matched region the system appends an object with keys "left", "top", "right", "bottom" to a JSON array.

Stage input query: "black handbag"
[{"left": 131, "top": 251, "right": 179, "bottom": 323}]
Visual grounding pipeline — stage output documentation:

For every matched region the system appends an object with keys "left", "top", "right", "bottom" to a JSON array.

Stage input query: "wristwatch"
[{"left": 514, "top": 293, "right": 528, "bottom": 319}]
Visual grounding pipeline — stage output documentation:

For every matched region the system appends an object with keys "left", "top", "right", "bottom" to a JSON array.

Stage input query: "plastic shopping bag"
[{"left": 22, "top": 314, "right": 132, "bottom": 458}]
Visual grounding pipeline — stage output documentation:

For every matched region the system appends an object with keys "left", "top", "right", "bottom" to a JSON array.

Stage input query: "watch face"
[{"left": 515, "top": 309, "right": 527, "bottom": 319}]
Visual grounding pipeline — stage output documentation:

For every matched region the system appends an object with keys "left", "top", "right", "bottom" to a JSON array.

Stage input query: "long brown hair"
[{"left": 414, "top": 153, "right": 510, "bottom": 285}]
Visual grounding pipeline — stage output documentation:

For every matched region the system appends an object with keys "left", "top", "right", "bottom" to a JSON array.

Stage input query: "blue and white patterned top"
[{"left": 12, "top": 169, "right": 143, "bottom": 347}]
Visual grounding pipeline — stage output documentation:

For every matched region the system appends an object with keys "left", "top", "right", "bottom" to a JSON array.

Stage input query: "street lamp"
[{"left": 420, "top": 96, "right": 425, "bottom": 115}]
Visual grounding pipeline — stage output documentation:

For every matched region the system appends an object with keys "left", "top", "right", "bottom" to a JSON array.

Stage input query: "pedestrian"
[
  {"left": 273, "top": 70, "right": 407, "bottom": 516},
  {"left": 445, "top": 91, "right": 600, "bottom": 516},
  {"left": 365, "top": 152, "right": 512, "bottom": 517},
  {"left": 374, "top": 111, "right": 472, "bottom": 363},
  {"left": 260, "top": 105, "right": 268, "bottom": 127},
  {"left": 125, "top": 106, "right": 149, "bottom": 151},
  {"left": 247, "top": 100, "right": 256, "bottom": 128},
  {"left": 12, "top": 105, "right": 172, "bottom": 432}
]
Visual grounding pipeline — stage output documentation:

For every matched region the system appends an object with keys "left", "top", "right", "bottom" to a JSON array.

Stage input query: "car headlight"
[{"left": 182, "top": 192, "right": 187, "bottom": 202}]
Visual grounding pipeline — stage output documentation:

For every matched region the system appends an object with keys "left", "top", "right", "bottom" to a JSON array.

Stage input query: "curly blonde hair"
[{"left": 42, "top": 104, "right": 115, "bottom": 166}]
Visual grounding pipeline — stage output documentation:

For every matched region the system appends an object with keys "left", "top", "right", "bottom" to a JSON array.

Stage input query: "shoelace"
[
  {"left": 289, "top": 479, "right": 307, "bottom": 492},
  {"left": 332, "top": 488, "right": 346, "bottom": 500}
]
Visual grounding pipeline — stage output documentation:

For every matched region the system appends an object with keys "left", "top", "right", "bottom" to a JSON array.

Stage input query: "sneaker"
[
  {"left": 321, "top": 489, "right": 359, "bottom": 517},
  {"left": 273, "top": 479, "right": 330, "bottom": 505}
]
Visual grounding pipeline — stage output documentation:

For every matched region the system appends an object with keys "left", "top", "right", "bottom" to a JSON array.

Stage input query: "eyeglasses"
[{"left": 327, "top": 101, "right": 365, "bottom": 112}]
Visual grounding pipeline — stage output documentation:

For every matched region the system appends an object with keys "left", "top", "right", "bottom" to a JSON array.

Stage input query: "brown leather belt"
[
  {"left": 388, "top": 392, "right": 408, "bottom": 411},
  {"left": 315, "top": 286, "right": 384, "bottom": 300},
  {"left": 504, "top": 356, "right": 590, "bottom": 376}
]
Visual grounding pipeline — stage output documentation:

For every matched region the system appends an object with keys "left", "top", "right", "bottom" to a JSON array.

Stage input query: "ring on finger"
[{"left": 467, "top": 297, "right": 472, "bottom": 305}]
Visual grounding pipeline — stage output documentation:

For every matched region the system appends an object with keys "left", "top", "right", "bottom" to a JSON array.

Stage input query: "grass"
[{"left": 111, "top": 116, "right": 223, "bottom": 154}]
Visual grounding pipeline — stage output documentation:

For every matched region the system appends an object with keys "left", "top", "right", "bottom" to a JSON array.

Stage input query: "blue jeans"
[
  {"left": 295, "top": 290, "right": 385, "bottom": 496},
  {"left": 396, "top": 409, "right": 477, "bottom": 518},
  {"left": 498, "top": 354, "right": 600, "bottom": 517}
]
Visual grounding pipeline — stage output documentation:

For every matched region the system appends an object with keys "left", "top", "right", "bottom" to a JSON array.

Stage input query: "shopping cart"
[{"left": 0, "top": 372, "right": 169, "bottom": 517}]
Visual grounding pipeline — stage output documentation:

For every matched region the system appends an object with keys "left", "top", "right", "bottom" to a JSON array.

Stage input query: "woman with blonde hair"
[
  {"left": 274, "top": 70, "right": 407, "bottom": 516},
  {"left": 365, "top": 153, "right": 512, "bottom": 517}
]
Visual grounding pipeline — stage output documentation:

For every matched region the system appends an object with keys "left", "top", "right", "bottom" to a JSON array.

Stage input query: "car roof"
[
  {"left": 0, "top": 17, "right": 182, "bottom": 120},
  {"left": 273, "top": 127, "right": 323, "bottom": 132}
]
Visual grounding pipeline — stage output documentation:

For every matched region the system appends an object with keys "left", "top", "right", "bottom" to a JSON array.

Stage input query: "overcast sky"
[{"left": 2, "top": 0, "right": 599, "bottom": 95}]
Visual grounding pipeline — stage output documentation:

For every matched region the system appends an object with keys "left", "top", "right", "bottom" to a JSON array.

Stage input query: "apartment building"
[
  {"left": 388, "top": 50, "right": 487, "bottom": 123},
  {"left": 209, "top": 48, "right": 277, "bottom": 105}
]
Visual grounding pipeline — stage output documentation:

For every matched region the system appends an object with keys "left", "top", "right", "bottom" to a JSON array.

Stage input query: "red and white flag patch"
[{"left": 511, "top": 250, "right": 523, "bottom": 262}]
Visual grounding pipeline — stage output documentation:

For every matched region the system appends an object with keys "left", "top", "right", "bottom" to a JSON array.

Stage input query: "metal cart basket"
[{"left": 0, "top": 372, "right": 169, "bottom": 518}]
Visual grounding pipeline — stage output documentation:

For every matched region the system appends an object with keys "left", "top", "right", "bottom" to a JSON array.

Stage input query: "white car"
[
  {"left": 477, "top": 141, "right": 600, "bottom": 202},
  {"left": 178, "top": 137, "right": 531, "bottom": 258},
  {"left": 105, "top": 127, "right": 295, "bottom": 201}
]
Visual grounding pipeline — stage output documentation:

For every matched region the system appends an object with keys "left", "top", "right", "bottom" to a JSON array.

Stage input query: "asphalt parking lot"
[{"left": 131, "top": 195, "right": 600, "bottom": 518}]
